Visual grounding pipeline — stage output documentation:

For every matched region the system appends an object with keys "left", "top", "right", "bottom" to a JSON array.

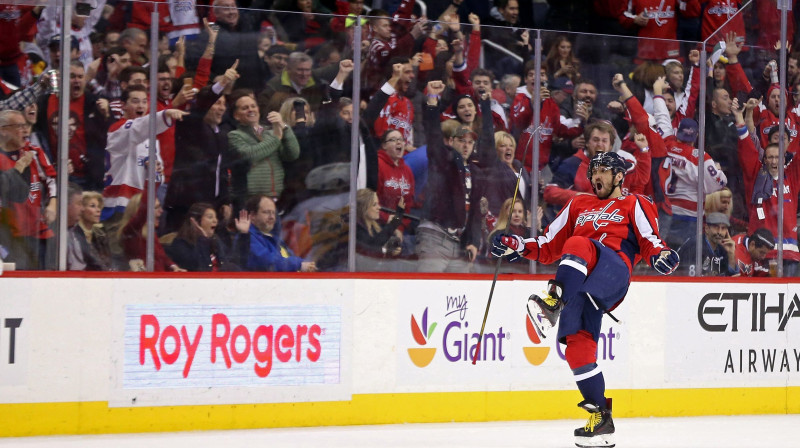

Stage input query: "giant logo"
[
  {"left": 406, "top": 295, "right": 507, "bottom": 368},
  {"left": 407, "top": 307, "right": 437, "bottom": 367},
  {"left": 521, "top": 313, "right": 550, "bottom": 365}
]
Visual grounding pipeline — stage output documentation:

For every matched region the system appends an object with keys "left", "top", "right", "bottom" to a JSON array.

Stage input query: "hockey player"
[{"left": 491, "top": 151, "right": 679, "bottom": 448}]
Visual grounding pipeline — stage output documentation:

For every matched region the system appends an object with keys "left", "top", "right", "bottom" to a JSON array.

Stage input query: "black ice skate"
[
  {"left": 574, "top": 398, "right": 615, "bottom": 448},
  {"left": 526, "top": 280, "right": 563, "bottom": 339}
]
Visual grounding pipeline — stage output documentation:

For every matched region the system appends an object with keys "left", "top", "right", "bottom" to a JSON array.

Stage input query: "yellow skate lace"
[
  {"left": 541, "top": 291, "right": 558, "bottom": 308},
  {"left": 584, "top": 411, "right": 601, "bottom": 432}
]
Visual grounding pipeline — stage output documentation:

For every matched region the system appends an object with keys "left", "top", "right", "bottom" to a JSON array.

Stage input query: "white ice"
[{"left": 0, "top": 415, "right": 796, "bottom": 448}]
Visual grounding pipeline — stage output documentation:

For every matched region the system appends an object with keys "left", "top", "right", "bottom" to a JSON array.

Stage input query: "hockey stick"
[{"left": 472, "top": 125, "right": 541, "bottom": 364}]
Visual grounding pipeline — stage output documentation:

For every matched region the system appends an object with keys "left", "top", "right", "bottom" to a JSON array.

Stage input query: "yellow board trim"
[{"left": 2, "top": 387, "right": 799, "bottom": 437}]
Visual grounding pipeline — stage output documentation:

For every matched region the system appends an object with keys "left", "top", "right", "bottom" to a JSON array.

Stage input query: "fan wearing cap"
[
  {"left": 732, "top": 228, "right": 775, "bottom": 277},
  {"left": 46, "top": 34, "right": 81, "bottom": 71},
  {"left": 754, "top": 83, "right": 799, "bottom": 149},
  {"left": 663, "top": 117, "right": 728, "bottom": 248},
  {"left": 675, "top": 212, "right": 737, "bottom": 276},
  {"left": 417, "top": 80, "right": 496, "bottom": 272}
]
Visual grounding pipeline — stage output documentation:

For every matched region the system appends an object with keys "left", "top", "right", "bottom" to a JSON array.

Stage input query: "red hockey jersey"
[
  {"left": 511, "top": 90, "right": 582, "bottom": 171},
  {"left": 377, "top": 150, "right": 415, "bottom": 230},
  {"left": 737, "top": 128, "right": 800, "bottom": 261},
  {"left": 701, "top": 0, "right": 745, "bottom": 45},
  {"left": 373, "top": 87, "right": 414, "bottom": 146},
  {"left": 0, "top": 145, "right": 56, "bottom": 239},
  {"left": 521, "top": 193, "right": 669, "bottom": 273},
  {"left": 732, "top": 233, "right": 770, "bottom": 277},
  {"left": 623, "top": 0, "right": 700, "bottom": 61}
]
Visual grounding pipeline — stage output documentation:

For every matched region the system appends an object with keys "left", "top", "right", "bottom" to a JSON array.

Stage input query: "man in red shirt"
[
  {"left": 39, "top": 60, "right": 111, "bottom": 191},
  {"left": 732, "top": 228, "right": 774, "bottom": 277},
  {"left": 365, "top": 58, "right": 415, "bottom": 147},
  {"left": 511, "top": 60, "right": 582, "bottom": 171},
  {"left": 0, "top": 110, "right": 57, "bottom": 269}
]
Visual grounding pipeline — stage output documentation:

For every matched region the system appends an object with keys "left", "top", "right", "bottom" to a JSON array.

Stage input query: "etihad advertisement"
[{"left": 666, "top": 283, "right": 800, "bottom": 386}]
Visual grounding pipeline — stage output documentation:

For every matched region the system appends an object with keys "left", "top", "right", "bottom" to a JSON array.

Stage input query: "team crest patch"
[{"left": 575, "top": 202, "right": 624, "bottom": 230}]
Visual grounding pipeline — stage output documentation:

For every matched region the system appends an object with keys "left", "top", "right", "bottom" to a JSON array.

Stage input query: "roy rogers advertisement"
[
  {"left": 665, "top": 283, "right": 800, "bottom": 387},
  {"left": 114, "top": 304, "right": 348, "bottom": 406}
]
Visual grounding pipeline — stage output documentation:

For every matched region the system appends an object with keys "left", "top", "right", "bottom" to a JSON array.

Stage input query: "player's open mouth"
[{"left": 596, "top": 181, "right": 603, "bottom": 191}]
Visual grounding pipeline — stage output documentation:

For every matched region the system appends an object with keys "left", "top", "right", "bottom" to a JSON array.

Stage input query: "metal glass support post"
[
  {"left": 696, "top": 46, "right": 708, "bottom": 276},
  {"left": 529, "top": 30, "right": 542, "bottom": 274},
  {"left": 56, "top": 0, "right": 73, "bottom": 270},
  {"left": 776, "top": 0, "right": 790, "bottom": 277},
  {"left": 347, "top": 18, "right": 363, "bottom": 273},
  {"left": 146, "top": 10, "right": 160, "bottom": 271}
]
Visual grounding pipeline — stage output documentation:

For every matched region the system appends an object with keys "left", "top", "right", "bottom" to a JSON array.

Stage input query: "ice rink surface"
[{"left": 0, "top": 415, "right": 796, "bottom": 448}]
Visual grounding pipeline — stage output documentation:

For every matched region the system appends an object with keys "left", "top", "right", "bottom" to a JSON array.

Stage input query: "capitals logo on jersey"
[
  {"left": 575, "top": 201, "right": 625, "bottom": 230},
  {"left": 534, "top": 116, "right": 554, "bottom": 143},
  {"left": 644, "top": 1, "right": 675, "bottom": 26}
]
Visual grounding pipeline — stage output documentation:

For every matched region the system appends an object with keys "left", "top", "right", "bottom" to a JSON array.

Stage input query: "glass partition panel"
[
  {"left": 352, "top": 13, "right": 540, "bottom": 274},
  {"left": 2, "top": 0, "right": 784, "bottom": 278},
  {"left": 0, "top": 0, "right": 86, "bottom": 272},
  {"left": 697, "top": 0, "right": 780, "bottom": 278},
  {"left": 187, "top": 4, "right": 356, "bottom": 273},
  {"left": 0, "top": 0, "right": 357, "bottom": 273},
  {"left": 537, "top": 28, "right": 703, "bottom": 278}
]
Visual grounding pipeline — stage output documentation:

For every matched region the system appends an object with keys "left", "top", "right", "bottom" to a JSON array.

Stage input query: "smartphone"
[
  {"left": 293, "top": 100, "right": 306, "bottom": 120},
  {"left": 182, "top": 77, "right": 193, "bottom": 89},
  {"left": 208, "top": 22, "right": 220, "bottom": 32}
]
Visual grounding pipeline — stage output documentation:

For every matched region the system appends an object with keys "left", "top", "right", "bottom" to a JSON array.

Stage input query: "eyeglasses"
[
  {"left": 1, "top": 123, "right": 30, "bottom": 130},
  {"left": 384, "top": 138, "right": 404, "bottom": 144}
]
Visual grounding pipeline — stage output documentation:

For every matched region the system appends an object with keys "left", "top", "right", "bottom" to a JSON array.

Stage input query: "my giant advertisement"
[
  {"left": 397, "top": 281, "right": 629, "bottom": 391},
  {"left": 666, "top": 283, "right": 800, "bottom": 387}
]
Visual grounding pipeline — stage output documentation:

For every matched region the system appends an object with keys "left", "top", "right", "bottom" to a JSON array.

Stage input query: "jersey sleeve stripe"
[{"left": 634, "top": 197, "right": 666, "bottom": 250}]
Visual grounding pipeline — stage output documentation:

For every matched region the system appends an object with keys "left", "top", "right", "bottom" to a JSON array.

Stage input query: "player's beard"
[{"left": 594, "top": 176, "right": 620, "bottom": 200}]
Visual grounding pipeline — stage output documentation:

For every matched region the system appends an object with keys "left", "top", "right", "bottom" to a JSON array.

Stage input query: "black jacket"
[
  {"left": 421, "top": 98, "right": 494, "bottom": 247},
  {"left": 165, "top": 88, "right": 230, "bottom": 213},
  {"left": 167, "top": 234, "right": 246, "bottom": 272}
]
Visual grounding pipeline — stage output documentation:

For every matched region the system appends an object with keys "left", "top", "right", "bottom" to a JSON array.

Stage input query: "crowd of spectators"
[{"left": 1, "top": 0, "right": 799, "bottom": 277}]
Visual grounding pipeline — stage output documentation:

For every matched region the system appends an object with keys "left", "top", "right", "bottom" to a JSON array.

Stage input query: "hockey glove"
[
  {"left": 491, "top": 234, "right": 525, "bottom": 262},
  {"left": 651, "top": 249, "right": 680, "bottom": 275}
]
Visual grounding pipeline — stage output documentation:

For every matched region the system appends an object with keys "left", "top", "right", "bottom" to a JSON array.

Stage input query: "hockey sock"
[
  {"left": 574, "top": 364, "right": 607, "bottom": 408},
  {"left": 566, "top": 331, "right": 606, "bottom": 408}
]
